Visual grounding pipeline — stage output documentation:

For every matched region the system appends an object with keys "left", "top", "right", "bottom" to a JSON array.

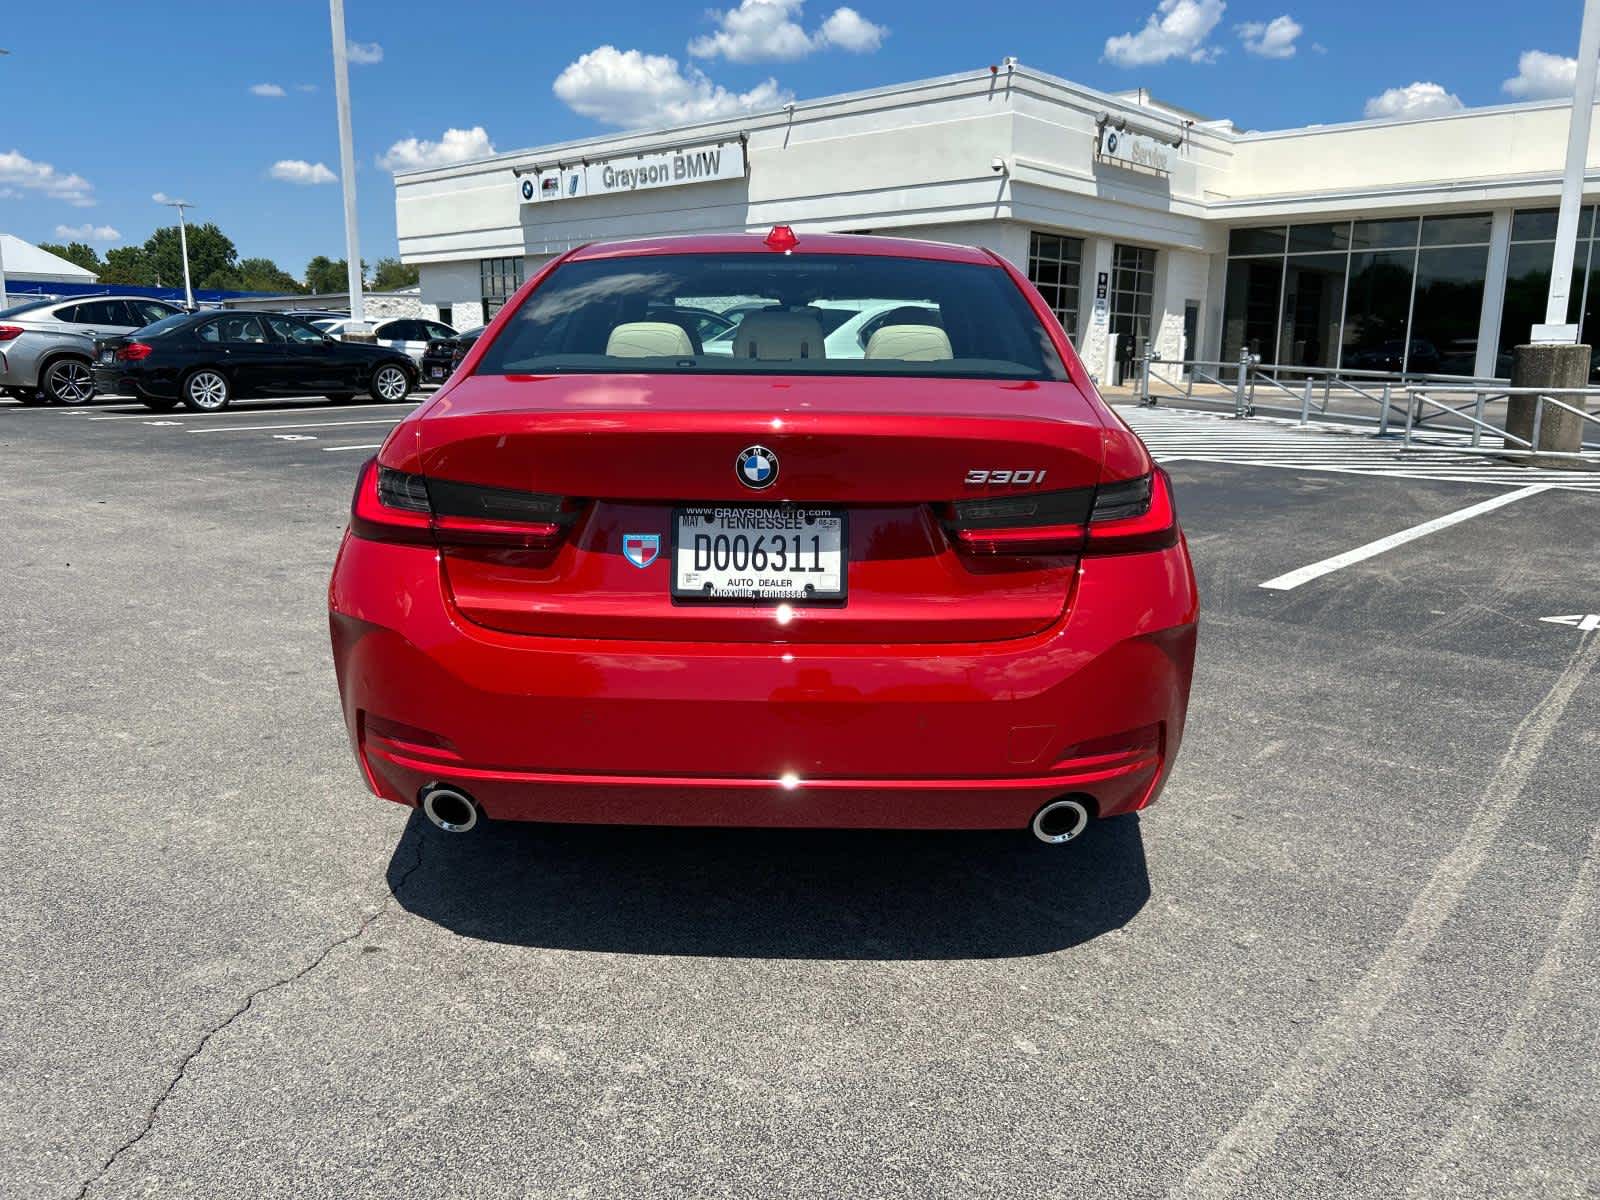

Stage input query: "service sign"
[
  {"left": 519, "top": 141, "right": 746, "bottom": 204},
  {"left": 1097, "top": 127, "right": 1173, "bottom": 174}
]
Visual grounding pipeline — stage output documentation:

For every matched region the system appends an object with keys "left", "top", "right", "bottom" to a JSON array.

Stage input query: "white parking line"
[
  {"left": 188, "top": 418, "right": 400, "bottom": 435},
  {"left": 322, "top": 443, "right": 383, "bottom": 452},
  {"left": 1259, "top": 484, "right": 1549, "bottom": 591}
]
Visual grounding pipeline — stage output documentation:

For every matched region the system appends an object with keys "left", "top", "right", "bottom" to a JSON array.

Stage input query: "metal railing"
[
  {"left": 1403, "top": 384, "right": 1600, "bottom": 461},
  {"left": 1136, "top": 350, "right": 1506, "bottom": 432}
]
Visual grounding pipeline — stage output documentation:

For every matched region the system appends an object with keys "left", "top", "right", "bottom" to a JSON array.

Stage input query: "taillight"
[
  {"left": 115, "top": 342, "right": 153, "bottom": 361},
  {"left": 944, "top": 469, "right": 1178, "bottom": 557},
  {"left": 1085, "top": 469, "right": 1179, "bottom": 554},
  {"left": 945, "top": 489, "right": 1091, "bottom": 555},
  {"left": 0, "top": 325, "right": 22, "bottom": 342},
  {"left": 349, "top": 458, "right": 577, "bottom": 556}
]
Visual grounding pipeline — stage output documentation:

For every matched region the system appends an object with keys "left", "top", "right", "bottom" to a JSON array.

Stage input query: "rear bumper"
[
  {"left": 91, "top": 366, "right": 176, "bottom": 400},
  {"left": 329, "top": 534, "right": 1198, "bottom": 830}
]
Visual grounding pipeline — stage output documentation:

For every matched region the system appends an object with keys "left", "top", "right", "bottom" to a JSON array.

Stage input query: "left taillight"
[
  {"left": 943, "top": 468, "right": 1178, "bottom": 557},
  {"left": 0, "top": 325, "right": 23, "bottom": 342},
  {"left": 115, "top": 342, "right": 153, "bottom": 361},
  {"left": 349, "top": 457, "right": 577, "bottom": 553}
]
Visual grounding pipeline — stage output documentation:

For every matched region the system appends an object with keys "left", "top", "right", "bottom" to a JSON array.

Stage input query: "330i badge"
[{"left": 328, "top": 227, "right": 1198, "bottom": 844}]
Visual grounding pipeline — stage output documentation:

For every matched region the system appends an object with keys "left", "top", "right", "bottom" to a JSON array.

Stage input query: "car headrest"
[
  {"left": 864, "top": 324, "right": 954, "bottom": 361},
  {"left": 605, "top": 321, "right": 696, "bottom": 358},
  {"left": 732, "top": 311, "right": 826, "bottom": 361}
]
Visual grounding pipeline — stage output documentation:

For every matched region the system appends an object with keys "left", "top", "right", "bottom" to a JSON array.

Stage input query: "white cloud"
[
  {"left": 817, "top": 7, "right": 886, "bottom": 52},
  {"left": 1104, "top": 0, "right": 1225, "bottom": 67},
  {"left": 250, "top": 82, "right": 286, "bottom": 97},
  {"left": 346, "top": 40, "right": 383, "bottom": 64},
  {"left": 1363, "top": 81, "right": 1464, "bottom": 120},
  {"left": 1502, "top": 49, "right": 1584, "bottom": 100},
  {"left": 0, "top": 187, "right": 20, "bottom": 200},
  {"left": 270, "top": 159, "right": 338, "bottom": 185},
  {"left": 54, "top": 222, "right": 120, "bottom": 242},
  {"left": 295, "top": 83, "right": 318, "bottom": 93},
  {"left": 554, "top": 45, "right": 789, "bottom": 127},
  {"left": 688, "top": 0, "right": 886, "bottom": 62},
  {"left": 1237, "top": 15, "right": 1301, "bottom": 59},
  {"left": 0, "top": 148, "right": 95, "bottom": 207},
  {"left": 151, "top": 191, "right": 173, "bottom": 204},
  {"left": 377, "top": 126, "right": 495, "bottom": 172},
  {"left": 1311, "top": 41, "right": 1327, "bottom": 54},
  {"left": 1363, "top": 81, "right": 1465, "bottom": 120}
]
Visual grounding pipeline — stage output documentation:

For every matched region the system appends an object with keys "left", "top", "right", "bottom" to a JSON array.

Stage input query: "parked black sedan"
[
  {"left": 92, "top": 311, "right": 417, "bottom": 412},
  {"left": 419, "top": 324, "right": 485, "bottom": 385}
]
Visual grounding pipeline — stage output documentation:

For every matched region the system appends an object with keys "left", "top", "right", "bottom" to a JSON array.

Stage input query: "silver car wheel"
[
  {"left": 46, "top": 359, "right": 95, "bottom": 406},
  {"left": 186, "top": 371, "right": 229, "bottom": 411},
  {"left": 375, "top": 365, "right": 408, "bottom": 401}
]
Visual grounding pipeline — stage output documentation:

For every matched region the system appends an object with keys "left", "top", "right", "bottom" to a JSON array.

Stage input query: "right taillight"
[
  {"left": 1085, "top": 468, "right": 1179, "bottom": 554},
  {"left": 0, "top": 325, "right": 22, "bottom": 342},
  {"left": 944, "top": 469, "right": 1177, "bottom": 557},
  {"left": 349, "top": 457, "right": 579, "bottom": 558}
]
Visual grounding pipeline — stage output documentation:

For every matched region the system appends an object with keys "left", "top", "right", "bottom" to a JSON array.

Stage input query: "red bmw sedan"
[{"left": 329, "top": 230, "right": 1197, "bottom": 844}]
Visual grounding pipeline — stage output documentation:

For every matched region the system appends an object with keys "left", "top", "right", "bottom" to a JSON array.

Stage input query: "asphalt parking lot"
[{"left": 3, "top": 393, "right": 1597, "bottom": 1199}]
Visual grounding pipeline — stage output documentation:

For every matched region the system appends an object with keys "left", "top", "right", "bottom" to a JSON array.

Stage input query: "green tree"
[
  {"left": 145, "top": 222, "right": 237, "bottom": 292},
  {"left": 305, "top": 255, "right": 367, "bottom": 294},
  {"left": 37, "top": 241, "right": 105, "bottom": 274},
  {"left": 100, "top": 246, "right": 156, "bottom": 286},
  {"left": 203, "top": 257, "right": 305, "bottom": 294},
  {"left": 371, "top": 256, "right": 419, "bottom": 291}
]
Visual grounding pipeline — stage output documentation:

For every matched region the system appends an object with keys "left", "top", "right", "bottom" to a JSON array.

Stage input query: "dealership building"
[{"left": 394, "top": 62, "right": 1600, "bottom": 382}]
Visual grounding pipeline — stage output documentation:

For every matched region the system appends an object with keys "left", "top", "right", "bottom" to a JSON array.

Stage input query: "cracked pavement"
[{"left": 2, "top": 398, "right": 1598, "bottom": 1198}]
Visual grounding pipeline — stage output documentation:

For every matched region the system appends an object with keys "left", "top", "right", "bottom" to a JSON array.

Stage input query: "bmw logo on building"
[
  {"left": 520, "top": 178, "right": 535, "bottom": 201},
  {"left": 736, "top": 445, "right": 779, "bottom": 489}
]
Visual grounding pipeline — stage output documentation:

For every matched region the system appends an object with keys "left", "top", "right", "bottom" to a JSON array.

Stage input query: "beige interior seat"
[
  {"left": 864, "top": 324, "right": 954, "bottom": 361},
  {"left": 605, "top": 321, "right": 696, "bottom": 358},
  {"left": 732, "top": 312, "right": 826, "bottom": 361}
]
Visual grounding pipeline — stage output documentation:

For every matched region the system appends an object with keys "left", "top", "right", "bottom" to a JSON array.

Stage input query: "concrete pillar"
[{"left": 1507, "top": 342, "right": 1591, "bottom": 463}]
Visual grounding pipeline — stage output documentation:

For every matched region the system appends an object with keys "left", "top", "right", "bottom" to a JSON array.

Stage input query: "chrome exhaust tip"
[
  {"left": 420, "top": 784, "right": 480, "bottom": 833},
  {"left": 1031, "top": 798, "right": 1090, "bottom": 845}
]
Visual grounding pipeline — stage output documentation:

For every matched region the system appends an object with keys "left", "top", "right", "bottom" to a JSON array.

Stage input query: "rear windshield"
[
  {"left": 135, "top": 313, "right": 198, "bottom": 338},
  {"left": 474, "top": 253, "right": 1067, "bottom": 381},
  {"left": 0, "top": 299, "right": 56, "bottom": 319}
]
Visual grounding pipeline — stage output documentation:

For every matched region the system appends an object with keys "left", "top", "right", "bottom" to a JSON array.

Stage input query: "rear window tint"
[{"left": 474, "top": 253, "right": 1067, "bottom": 381}]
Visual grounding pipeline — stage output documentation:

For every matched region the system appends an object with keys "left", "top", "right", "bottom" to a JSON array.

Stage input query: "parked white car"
[
  {"left": 321, "top": 317, "right": 457, "bottom": 367},
  {"left": 701, "top": 300, "right": 941, "bottom": 360}
]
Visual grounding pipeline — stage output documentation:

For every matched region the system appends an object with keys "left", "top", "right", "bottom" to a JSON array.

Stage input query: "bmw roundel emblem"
[
  {"left": 736, "top": 445, "right": 779, "bottom": 490},
  {"left": 521, "top": 178, "right": 535, "bottom": 201}
]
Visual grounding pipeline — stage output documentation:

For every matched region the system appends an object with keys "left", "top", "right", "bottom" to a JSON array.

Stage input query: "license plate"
[
  {"left": 99, "top": 350, "right": 115, "bottom": 363},
  {"left": 673, "top": 506, "right": 846, "bottom": 602},
  {"left": 429, "top": 367, "right": 445, "bottom": 379}
]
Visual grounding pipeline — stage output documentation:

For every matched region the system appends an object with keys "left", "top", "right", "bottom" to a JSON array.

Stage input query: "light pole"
[
  {"left": 329, "top": 0, "right": 367, "bottom": 333},
  {"left": 161, "top": 197, "right": 195, "bottom": 309},
  {"left": 0, "top": 50, "right": 10, "bottom": 311},
  {"left": 1540, "top": 0, "right": 1600, "bottom": 337}
]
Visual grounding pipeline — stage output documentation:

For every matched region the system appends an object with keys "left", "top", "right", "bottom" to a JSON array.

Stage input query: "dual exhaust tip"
[{"left": 420, "top": 784, "right": 1091, "bottom": 844}]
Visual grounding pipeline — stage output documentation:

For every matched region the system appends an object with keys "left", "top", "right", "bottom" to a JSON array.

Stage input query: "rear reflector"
[{"left": 351, "top": 458, "right": 576, "bottom": 553}]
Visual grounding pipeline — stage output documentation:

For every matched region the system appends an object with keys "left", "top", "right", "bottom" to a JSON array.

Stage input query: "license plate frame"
[{"left": 671, "top": 506, "right": 848, "bottom": 604}]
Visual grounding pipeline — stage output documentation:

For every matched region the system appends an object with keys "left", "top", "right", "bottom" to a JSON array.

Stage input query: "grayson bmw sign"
[{"left": 519, "top": 140, "right": 747, "bottom": 204}]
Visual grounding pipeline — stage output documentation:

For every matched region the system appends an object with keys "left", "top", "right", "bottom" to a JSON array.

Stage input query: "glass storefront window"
[
  {"left": 1510, "top": 206, "right": 1596, "bottom": 242},
  {"left": 1026, "top": 232, "right": 1083, "bottom": 340},
  {"left": 1287, "top": 222, "right": 1350, "bottom": 254},
  {"left": 1350, "top": 217, "right": 1419, "bottom": 250},
  {"left": 1498, "top": 239, "right": 1587, "bottom": 366},
  {"left": 1341, "top": 251, "right": 1415, "bottom": 372},
  {"left": 1110, "top": 244, "right": 1156, "bottom": 376},
  {"left": 1221, "top": 258, "right": 1282, "bottom": 362},
  {"left": 1228, "top": 226, "right": 1286, "bottom": 256},
  {"left": 1410, "top": 244, "right": 1490, "bottom": 375},
  {"left": 1279, "top": 253, "right": 1347, "bottom": 369},
  {"left": 1420, "top": 213, "right": 1492, "bottom": 247}
]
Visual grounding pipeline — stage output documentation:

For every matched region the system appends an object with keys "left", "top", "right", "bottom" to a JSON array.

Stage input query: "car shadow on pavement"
[{"left": 387, "top": 811, "right": 1149, "bottom": 960}]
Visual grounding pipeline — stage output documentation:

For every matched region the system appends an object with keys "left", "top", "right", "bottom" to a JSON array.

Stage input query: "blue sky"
[{"left": 0, "top": 1, "right": 1589, "bottom": 277}]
